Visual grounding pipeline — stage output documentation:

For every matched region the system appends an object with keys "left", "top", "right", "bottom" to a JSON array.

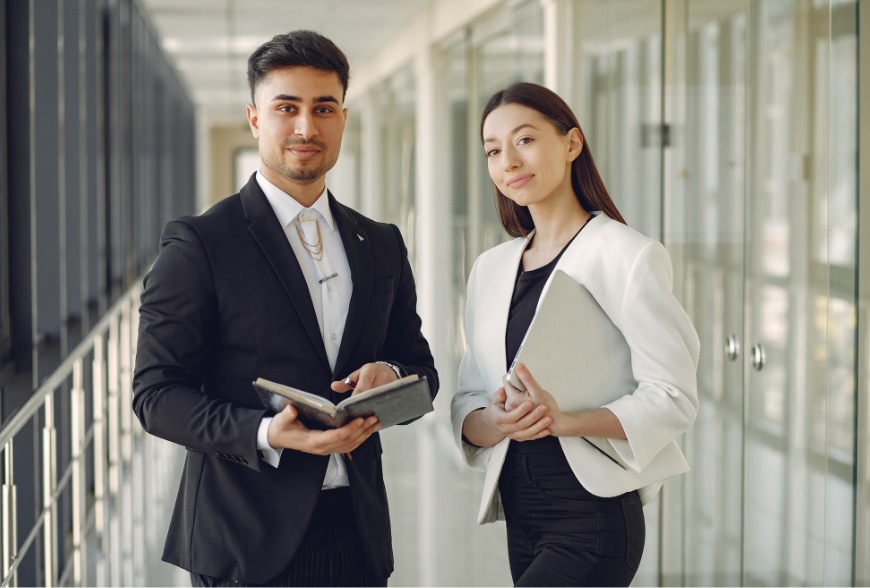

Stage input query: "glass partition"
[
  {"left": 373, "top": 66, "right": 417, "bottom": 264},
  {"left": 574, "top": 0, "right": 664, "bottom": 240}
]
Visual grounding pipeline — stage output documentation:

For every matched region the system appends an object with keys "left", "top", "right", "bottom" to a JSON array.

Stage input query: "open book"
[{"left": 252, "top": 375, "right": 433, "bottom": 430}]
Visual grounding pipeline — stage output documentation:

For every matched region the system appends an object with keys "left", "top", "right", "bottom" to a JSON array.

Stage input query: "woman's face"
[{"left": 482, "top": 103, "right": 581, "bottom": 208}]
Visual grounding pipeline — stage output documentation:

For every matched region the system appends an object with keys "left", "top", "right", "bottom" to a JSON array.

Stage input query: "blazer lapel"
[
  {"left": 479, "top": 231, "right": 534, "bottom": 382},
  {"left": 329, "top": 193, "right": 372, "bottom": 378},
  {"left": 241, "top": 176, "right": 331, "bottom": 371}
]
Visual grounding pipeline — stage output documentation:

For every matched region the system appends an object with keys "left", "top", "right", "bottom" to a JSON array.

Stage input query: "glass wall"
[
  {"left": 574, "top": 0, "right": 664, "bottom": 241},
  {"left": 668, "top": 0, "right": 859, "bottom": 585},
  {"left": 373, "top": 66, "right": 418, "bottom": 264}
]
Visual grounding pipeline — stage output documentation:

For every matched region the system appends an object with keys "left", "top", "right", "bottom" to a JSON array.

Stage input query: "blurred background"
[{"left": 0, "top": 0, "right": 866, "bottom": 585}]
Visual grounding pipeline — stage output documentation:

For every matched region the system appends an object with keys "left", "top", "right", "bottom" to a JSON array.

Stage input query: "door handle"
[
  {"left": 725, "top": 334, "right": 740, "bottom": 361},
  {"left": 751, "top": 344, "right": 765, "bottom": 371}
]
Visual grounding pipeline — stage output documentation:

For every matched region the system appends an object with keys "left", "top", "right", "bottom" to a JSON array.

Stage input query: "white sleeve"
[
  {"left": 602, "top": 241, "right": 701, "bottom": 472},
  {"left": 449, "top": 258, "right": 493, "bottom": 471},
  {"left": 257, "top": 417, "right": 283, "bottom": 468}
]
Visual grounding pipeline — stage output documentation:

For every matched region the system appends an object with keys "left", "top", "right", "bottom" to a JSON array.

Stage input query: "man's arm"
[{"left": 132, "top": 220, "right": 267, "bottom": 471}]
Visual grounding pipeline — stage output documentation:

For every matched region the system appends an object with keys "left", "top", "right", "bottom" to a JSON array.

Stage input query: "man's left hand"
[{"left": 331, "top": 362, "right": 399, "bottom": 396}]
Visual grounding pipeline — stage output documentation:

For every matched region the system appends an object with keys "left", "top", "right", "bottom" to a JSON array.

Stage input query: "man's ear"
[
  {"left": 567, "top": 127, "right": 583, "bottom": 162},
  {"left": 246, "top": 104, "right": 260, "bottom": 138}
]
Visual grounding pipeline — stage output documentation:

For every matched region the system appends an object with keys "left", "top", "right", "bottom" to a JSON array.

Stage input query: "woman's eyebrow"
[{"left": 483, "top": 123, "right": 538, "bottom": 144}]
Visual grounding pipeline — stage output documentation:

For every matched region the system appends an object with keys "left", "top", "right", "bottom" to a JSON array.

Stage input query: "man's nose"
[{"left": 294, "top": 111, "right": 318, "bottom": 140}]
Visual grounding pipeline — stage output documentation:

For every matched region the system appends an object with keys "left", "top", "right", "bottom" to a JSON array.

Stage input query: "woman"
[{"left": 450, "top": 82, "right": 700, "bottom": 587}]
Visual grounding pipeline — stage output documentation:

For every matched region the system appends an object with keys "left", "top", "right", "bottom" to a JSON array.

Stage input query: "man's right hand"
[{"left": 267, "top": 404, "right": 381, "bottom": 455}]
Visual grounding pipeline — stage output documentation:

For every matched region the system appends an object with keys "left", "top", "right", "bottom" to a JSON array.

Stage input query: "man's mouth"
[{"left": 288, "top": 147, "right": 321, "bottom": 160}]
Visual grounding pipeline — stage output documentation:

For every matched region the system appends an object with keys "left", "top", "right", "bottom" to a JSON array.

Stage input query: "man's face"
[{"left": 246, "top": 66, "right": 347, "bottom": 186}]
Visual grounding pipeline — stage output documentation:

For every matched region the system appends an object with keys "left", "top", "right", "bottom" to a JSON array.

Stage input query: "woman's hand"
[
  {"left": 507, "top": 363, "right": 628, "bottom": 439},
  {"left": 506, "top": 363, "right": 568, "bottom": 436},
  {"left": 487, "top": 387, "right": 553, "bottom": 442},
  {"left": 461, "top": 386, "right": 553, "bottom": 447}
]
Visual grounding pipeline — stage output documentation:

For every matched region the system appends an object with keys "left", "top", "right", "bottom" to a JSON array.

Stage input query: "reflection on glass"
[
  {"left": 742, "top": 1, "right": 857, "bottom": 586},
  {"left": 679, "top": 2, "right": 746, "bottom": 584},
  {"left": 373, "top": 67, "right": 417, "bottom": 264},
  {"left": 576, "top": 0, "right": 663, "bottom": 241}
]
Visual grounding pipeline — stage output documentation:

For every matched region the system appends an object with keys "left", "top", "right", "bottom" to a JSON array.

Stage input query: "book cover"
[{"left": 252, "top": 375, "right": 433, "bottom": 429}]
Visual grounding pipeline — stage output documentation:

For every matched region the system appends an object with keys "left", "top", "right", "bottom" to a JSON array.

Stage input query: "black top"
[{"left": 505, "top": 219, "right": 592, "bottom": 371}]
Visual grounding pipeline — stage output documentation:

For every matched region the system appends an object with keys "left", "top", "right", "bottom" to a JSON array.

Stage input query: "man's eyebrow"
[
  {"left": 483, "top": 123, "right": 537, "bottom": 143},
  {"left": 270, "top": 94, "right": 339, "bottom": 105}
]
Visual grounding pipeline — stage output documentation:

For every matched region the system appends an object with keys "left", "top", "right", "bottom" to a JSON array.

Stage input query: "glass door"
[
  {"left": 670, "top": 1, "right": 859, "bottom": 585},
  {"left": 676, "top": 1, "right": 748, "bottom": 585},
  {"left": 742, "top": 0, "right": 858, "bottom": 585}
]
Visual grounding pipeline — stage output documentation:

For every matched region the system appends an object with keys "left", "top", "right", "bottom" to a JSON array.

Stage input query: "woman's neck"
[{"left": 527, "top": 186, "right": 590, "bottom": 250}]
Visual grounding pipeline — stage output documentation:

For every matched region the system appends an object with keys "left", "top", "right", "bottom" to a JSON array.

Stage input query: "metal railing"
[{"left": 0, "top": 280, "right": 185, "bottom": 586}]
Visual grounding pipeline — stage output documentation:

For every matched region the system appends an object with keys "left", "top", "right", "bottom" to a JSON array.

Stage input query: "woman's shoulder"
[
  {"left": 585, "top": 213, "right": 659, "bottom": 256},
  {"left": 562, "top": 213, "right": 671, "bottom": 290},
  {"left": 471, "top": 234, "right": 528, "bottom": 274}
]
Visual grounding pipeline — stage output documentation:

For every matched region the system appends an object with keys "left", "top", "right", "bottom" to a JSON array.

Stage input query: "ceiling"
[{"left": 139, "top": 0, "right": 434, "bottom": 123}]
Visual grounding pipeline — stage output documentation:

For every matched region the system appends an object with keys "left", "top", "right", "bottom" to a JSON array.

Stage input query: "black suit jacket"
[{"left": 132, "top": 175, "right": 438, "bottom": 583}]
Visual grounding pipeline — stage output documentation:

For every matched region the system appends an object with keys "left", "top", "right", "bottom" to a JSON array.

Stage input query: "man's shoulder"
[{"left": 169, "top": 194, "right": 246, "bottom": 235}]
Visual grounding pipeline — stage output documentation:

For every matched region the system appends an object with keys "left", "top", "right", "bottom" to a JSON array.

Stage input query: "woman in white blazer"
[{"left": 450, "top": 82, "right": 700, "bottom": 587}]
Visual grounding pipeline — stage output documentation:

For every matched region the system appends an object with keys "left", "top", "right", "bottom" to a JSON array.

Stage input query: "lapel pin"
[{"left": 357, "top": 234, "right": 364, "bottom": 241}]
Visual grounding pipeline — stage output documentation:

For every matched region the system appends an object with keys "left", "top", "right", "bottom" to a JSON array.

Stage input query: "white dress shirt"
[{"left": 254, "top": 170, "right": 353, "bottom": 489}]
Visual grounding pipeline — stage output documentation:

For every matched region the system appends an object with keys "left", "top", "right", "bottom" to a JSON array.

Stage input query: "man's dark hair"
[{"left": 247, "top": 30, "right": 350, "bottom": 105}]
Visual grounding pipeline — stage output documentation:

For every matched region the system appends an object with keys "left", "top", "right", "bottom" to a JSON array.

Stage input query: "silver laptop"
[{"left": 506, "top": 269, "right": 636, "bottom": 469}]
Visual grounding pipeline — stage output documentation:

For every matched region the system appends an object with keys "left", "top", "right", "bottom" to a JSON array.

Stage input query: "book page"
[{"left": 254, "top": 378, "right": 338, "bottom": 413}]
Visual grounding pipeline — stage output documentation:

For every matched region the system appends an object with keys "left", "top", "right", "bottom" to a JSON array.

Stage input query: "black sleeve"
[
  {"left": 132, "top": 220, "right": 267, "bottom": 472},
  {"left": 380, "top": 224, "right": 440, "bottom": 407}
]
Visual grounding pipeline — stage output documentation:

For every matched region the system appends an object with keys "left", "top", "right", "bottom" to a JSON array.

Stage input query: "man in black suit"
[{"left": 132, "top": 30, "right": 438, "bottom": 587}]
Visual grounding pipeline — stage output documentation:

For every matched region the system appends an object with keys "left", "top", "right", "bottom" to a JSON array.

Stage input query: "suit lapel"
[
  {"left": 241, "top": 176, "right": 331, "bottom": 371},
  {"left": 329, "top": 193, "right": 372, "bottom": 378}
]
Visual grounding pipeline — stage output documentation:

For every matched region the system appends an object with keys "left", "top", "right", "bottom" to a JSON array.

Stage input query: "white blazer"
[{"left": 450, "top": 213, "right": 700, "bottom": 525}]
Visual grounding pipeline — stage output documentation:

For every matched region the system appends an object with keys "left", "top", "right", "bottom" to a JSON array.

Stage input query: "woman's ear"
[{"left": 566, "top": 128, "right": 584, "bottom": 162}]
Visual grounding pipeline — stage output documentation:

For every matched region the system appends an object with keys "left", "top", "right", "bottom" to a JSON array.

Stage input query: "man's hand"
[
  {"left": 267, "top": 404, "right": 381, "bottom": 455},
  {"left": 330, "top": 362, "right": 399, "bottom": 396}
]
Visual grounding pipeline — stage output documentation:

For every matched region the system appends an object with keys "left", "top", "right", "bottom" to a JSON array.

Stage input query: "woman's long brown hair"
[{"left": 480, "top": 82, "right": 626, "bottom": 237}]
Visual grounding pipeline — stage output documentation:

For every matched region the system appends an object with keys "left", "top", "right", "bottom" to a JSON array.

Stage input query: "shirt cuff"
[{"left": 257, "top": 417, "right": 283, "bottom": 468}]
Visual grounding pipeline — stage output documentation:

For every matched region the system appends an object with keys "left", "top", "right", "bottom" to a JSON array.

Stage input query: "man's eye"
[
  {"left": 279, "top": 105, "right": 295, "bottom": 112},
  {"left": 316, "top": 107, "right": 332, "bottom": 114}
]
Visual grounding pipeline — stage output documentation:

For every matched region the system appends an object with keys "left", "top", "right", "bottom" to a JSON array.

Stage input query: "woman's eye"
[
  {"left": 518, "top": 137, "right": 533, "bottom": 145},
  {"left": 486, "top": 149, "right": 499, "bottom": 157}
]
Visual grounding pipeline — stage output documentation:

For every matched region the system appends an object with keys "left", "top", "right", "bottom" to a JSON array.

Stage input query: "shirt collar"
[{"left": 256, "top": 170, "right": 335, "bottom": 231}]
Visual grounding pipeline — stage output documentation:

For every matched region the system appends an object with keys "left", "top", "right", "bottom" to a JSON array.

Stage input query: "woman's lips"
[{"left": 506, "top": 174, "right": 534, "bottom": 189}]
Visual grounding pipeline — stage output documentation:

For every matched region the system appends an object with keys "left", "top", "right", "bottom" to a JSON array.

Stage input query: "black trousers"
[
  {"left": 190, "top": 487, "right": 386, "bottom": 587},
  {"left": 498, "top": 438, "right": 645, "bottom": 587}
]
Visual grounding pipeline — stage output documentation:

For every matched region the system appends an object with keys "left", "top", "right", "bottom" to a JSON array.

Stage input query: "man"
[{"left": 132, "top": 30, "right": 438, "bottom": 587}]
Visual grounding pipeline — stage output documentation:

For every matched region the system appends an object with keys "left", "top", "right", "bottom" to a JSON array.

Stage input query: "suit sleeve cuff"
[{"left": 257, "top": 417, "right": 283, "bottom": 468}]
